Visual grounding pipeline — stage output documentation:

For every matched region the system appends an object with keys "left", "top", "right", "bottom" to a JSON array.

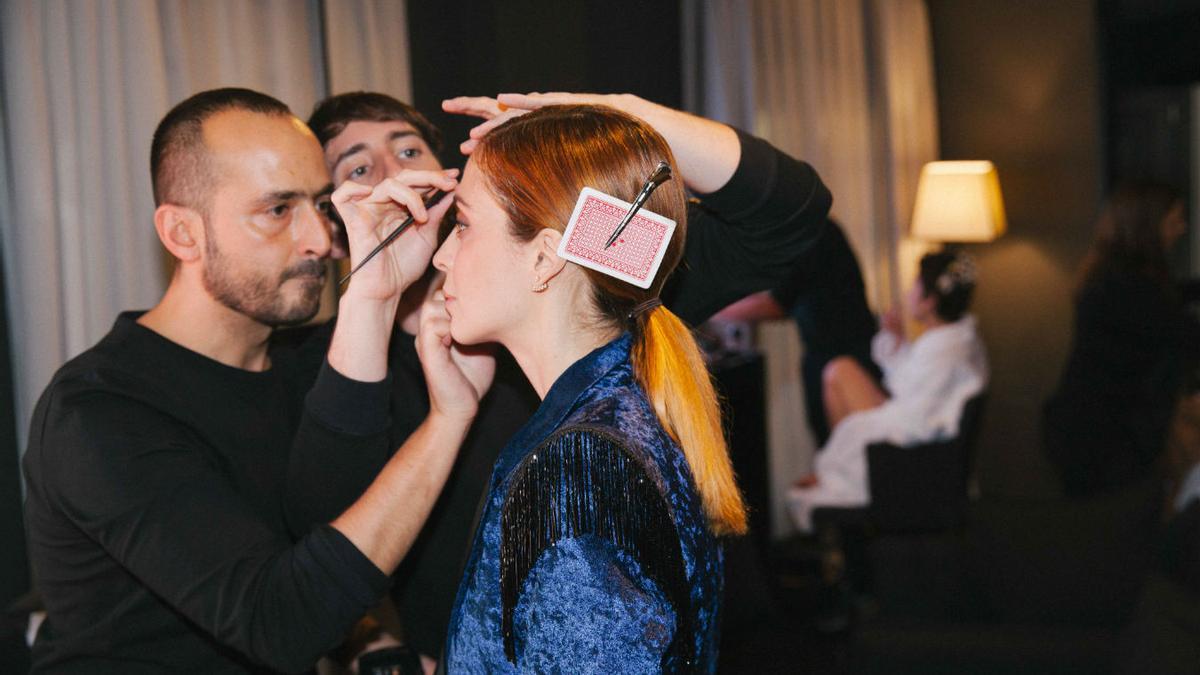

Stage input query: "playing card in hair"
[{"left": 557, "top": 187, "right": 676, "bottom": 289}]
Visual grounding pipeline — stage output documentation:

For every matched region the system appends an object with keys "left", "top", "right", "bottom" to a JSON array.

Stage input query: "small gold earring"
[{"left": 532, "top": 280, "right": 548, "bottom": 293}]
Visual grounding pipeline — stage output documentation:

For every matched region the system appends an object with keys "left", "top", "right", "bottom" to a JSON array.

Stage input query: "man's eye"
[
  {"left": 270, "top": 204, "right": 289, "bottom": 217},
  {"left": 398, "top": 147, "right": 422, "bottom": 160},
  {"left": 455, "top": 221, "right": 468, "bottom": 233},
  {"left": 349, "top": 165, "right": 368, "bottom": 179},
  {"left": 317, "top": 200, "right": 336, "bottom": 219}
]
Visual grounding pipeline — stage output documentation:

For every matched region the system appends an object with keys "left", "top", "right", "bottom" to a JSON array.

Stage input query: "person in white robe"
[{"left": 788, "top": 251, "right": 989, "bottom": 531}]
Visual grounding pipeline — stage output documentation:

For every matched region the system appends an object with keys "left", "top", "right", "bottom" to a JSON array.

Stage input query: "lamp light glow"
[{"left": 910, "top": 160, "right": 1007, "bottom": 242}]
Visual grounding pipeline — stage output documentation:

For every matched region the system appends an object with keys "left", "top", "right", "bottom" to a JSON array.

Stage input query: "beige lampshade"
[{"left": 910, "top": 161, "right": 1007, "bottom": 242}]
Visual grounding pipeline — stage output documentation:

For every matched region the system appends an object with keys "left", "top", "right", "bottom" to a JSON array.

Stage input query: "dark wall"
[
  {"left": 927, "top": 0, "right": 1104, "bottom": 499},
  {"left": 1100, "top": 0, "right": 1200, "bottom": 276},
  {"left": 405, "top": 0, "right": 682, "bottom": 168}
]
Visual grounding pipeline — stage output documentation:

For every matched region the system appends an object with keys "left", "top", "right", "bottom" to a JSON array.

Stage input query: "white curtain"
[
  {"left": 322, "top": 0, "right": 412, "bottom": 99},
  {"left": 0, "top": 0, "right": 412, "bottom": 453},
  {"left": 684, "top": 0, "right": 939, "bottom": 538}
]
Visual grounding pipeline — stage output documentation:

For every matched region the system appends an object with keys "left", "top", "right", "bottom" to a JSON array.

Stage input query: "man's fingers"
[
  {"left": 365, "top": 181, "right": 428, "bottom": 225},
  {"left": 378, "top": 168, "right": 460, "bottom": 193},
  {"left": 466, "top": 109, "right": 526, "bottom": 140},
  {"left": 331, "top": 180, "right": 372, "bottom": 209},
  {"left": 364, "top": 172, "right": 459, "bottom": 226},
  {"left": 426, "top": 191, "right": 456, "bottom": 227},
  {"left": 457, "top": 108, "right": 531, "bottom": 157},
  {"left": 442, "top": 96, "right": 503, "bottom": 120},
  {"left": 496, "top": 93, "right": 549, "bottom": 110},
  {"left": 422, "top": 292, "right": 455, "bottom": 349},
  {"left": 497, "top": 92, "right": 592, "bottom": 110}
]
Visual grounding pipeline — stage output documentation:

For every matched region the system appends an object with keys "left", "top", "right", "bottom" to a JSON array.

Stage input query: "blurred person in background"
[
  {"left": 1043, "top": 181, "right": 1200, "bottom": 497},
  {"left": 788, "top": 250, "right": 988, "bottom": 530}
]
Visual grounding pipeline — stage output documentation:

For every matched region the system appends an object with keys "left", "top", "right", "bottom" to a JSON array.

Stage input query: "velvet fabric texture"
[{"left": 445, "top": 333, "right": 723, "bottom": 673}]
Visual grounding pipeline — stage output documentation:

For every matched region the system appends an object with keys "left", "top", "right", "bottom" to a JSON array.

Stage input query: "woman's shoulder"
[{"left": 497, "top": 424, "right": 695, "bottom": 660}]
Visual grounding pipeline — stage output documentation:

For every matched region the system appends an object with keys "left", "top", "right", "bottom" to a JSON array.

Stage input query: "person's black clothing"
[
  {"left": 280, "top": 325, "right": 537, "bottom": 659},
  {"left": 1044, "top": 269, "right": 1200, "bottom": 496},
  {"left": 768, "top": 219, "right": 877, "bottom": 443},
  {"left": 1117, "top": 498, "right": 1200, "bottom": 674},
  {"left": 282, "top": 128, "right": 832, "bottom": 659},
  {"left": 1161, "top": 498, "right": 1200, "bottom": 597},
  {"left": 23, "top": 313, "right": 392, "bottom": 674},
  {"left": 663, "top": 129, "right": 832, "bottom": 322}
]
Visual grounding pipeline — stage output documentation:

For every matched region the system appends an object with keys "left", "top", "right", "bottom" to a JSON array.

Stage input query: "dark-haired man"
[
  {"left": 296, "top": 89, "right": 836, "bottom": 665},
  {"left": 22, "top": 88, "right": 483, "bottom": 674}
]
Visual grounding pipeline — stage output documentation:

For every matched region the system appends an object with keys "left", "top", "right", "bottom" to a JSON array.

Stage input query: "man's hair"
[
  {"left": 150, "top": 88, "right": 292, "bottom": 211},
  {"left": 918, "top": 251, "right": 976, "bottom": 322},
  {"left": 307, "top": 91, "right": 443, "bottom": 152}
]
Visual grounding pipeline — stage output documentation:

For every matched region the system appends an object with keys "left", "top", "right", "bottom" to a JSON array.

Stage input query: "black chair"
[
  {"left": 813, "top": 392, "right": 988, "bottom": 534},
  {"left": 805, "top": 393, "right": 989, "bottom": 628}
]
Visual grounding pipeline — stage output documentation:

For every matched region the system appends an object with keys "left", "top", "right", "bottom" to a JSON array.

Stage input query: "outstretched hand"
[
  {"left": 416, "top": 290, "right": 495, "bottom": 423},
  {"left": 443, "top": 92, "right": 623, "bottom": 155},
  {"left": 332, "top": 168, "right": 459, "bottom": 302}
]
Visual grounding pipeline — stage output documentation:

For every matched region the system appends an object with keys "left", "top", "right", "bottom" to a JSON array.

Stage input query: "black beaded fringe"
[{"left": 499, "top": 426, "right": 695, "bottom": 671}]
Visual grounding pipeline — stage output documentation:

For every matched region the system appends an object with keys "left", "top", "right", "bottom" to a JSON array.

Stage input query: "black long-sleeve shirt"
[
  {"left": 23, "top": 313, "right": 393, "bottom": 673},
  {"left": 281, "top": 127, "right": 833, "bottom": 657},
  {"left": 1043, "top": 269, "right": 1200, "bottom": 495}
]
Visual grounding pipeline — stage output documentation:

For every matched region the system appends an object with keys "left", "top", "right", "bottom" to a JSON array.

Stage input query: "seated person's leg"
[{"left": 822, "top": 356, "right": 886, "bottom": 429}]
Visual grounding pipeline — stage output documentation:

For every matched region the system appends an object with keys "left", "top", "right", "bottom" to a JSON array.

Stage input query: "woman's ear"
[
  {"left": 153, "top": 204, "right": 204, "bottom": 263},
  {"left": 531, "top": 228, "right": 567, "bottom": 288}
]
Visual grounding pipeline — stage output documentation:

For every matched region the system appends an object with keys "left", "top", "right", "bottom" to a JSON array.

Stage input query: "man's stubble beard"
[{"left": 202, "top": 233, "right": 326, "bottom": 328}]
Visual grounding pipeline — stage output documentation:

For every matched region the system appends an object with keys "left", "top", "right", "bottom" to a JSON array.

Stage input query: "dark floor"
[{"left": 715, "top": 531, "right": 1132, "bottom": 675}]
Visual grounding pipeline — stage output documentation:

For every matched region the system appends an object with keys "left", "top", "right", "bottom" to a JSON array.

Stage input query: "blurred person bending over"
[{"left": 712, "top": 218, "right": 878, "bottom": 444}]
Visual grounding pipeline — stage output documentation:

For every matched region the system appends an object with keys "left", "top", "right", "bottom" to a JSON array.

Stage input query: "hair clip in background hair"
[
  {"left": 604, "top": 161, "right": 672, "bottom": 249},
  {"left": 936, "top": 252, "right": 978, "bottom": 294}
]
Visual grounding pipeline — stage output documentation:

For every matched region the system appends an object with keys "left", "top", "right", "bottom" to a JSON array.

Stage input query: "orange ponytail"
[{"left": 633, "top": 307, "right": 748, "bottom": 536}]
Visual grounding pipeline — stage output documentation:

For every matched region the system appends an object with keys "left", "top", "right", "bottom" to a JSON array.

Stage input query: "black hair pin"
[{"left": 603, "top": 161, "right": 672, "bottom": 249}]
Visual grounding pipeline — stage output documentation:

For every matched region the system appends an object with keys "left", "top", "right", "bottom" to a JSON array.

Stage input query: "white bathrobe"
[{"left": 788, "top": 315, "right": 989, "bottom": 531}]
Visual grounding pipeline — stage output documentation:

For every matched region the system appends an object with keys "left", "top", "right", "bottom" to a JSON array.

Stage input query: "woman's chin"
[{"left": 448, "top": 323, "right": 480, "bottom": 347}]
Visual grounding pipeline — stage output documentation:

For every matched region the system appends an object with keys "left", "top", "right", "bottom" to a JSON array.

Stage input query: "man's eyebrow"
[
  {"left": 255, "top": 186, "right": 333, "bottom": 207},
  {"left": 331, "top": 142, "right": 368, "bottom": 170},
  {"left": 388, "top": 130, "right": 420, "bottom": 143},
  {"left": 257, "top": 190, "right": 303, "bottom": 205}
]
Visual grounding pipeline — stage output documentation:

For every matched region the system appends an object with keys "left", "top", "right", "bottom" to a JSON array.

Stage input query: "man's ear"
[
  {"left": 153, "top": 204, "right": 204, "bottom": 263},
  {"left": 531, "top": 228, "right": 567, "bottom": 287}
]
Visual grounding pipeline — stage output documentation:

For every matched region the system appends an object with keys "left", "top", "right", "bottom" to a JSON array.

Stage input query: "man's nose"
[
  {"left": 381, "top": 152, "right": 404, "bottom": 180},
  {"left": 296, "top": 202, "right": 332, "bottom": 258}
]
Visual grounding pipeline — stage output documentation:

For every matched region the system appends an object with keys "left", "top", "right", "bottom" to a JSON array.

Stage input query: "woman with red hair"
[{"left": 425, "top": 104, "right": 744, "bottom": 672}]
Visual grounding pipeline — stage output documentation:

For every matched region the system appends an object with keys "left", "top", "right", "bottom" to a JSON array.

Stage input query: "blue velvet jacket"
[{"left": 444, "top": 333, "right": 723, "bottom": 673}]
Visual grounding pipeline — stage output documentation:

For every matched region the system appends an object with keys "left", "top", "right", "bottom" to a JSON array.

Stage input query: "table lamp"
[{"left": 910, "top": 160, "right": 1007, "bottom": 242}]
